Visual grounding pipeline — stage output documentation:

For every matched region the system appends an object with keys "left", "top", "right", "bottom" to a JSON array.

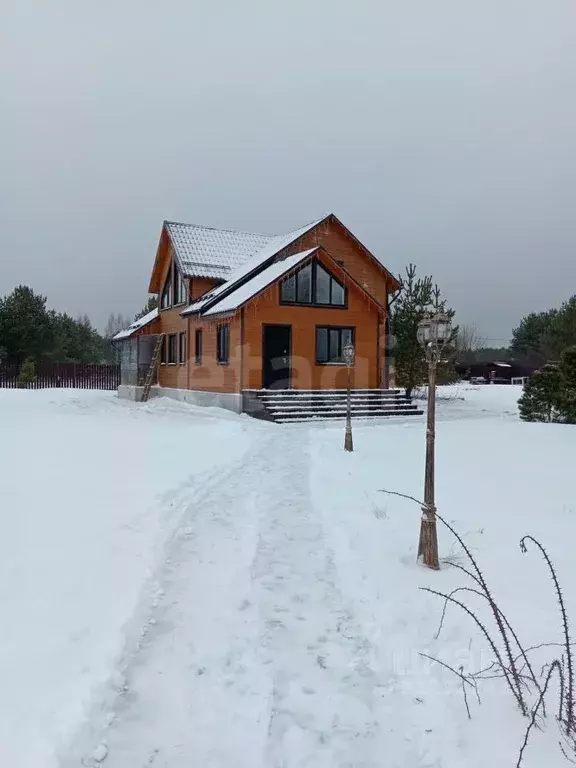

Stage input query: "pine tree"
[
  {"left": 518, "top": 364, "right": 563, "bottom": 422},
  {"left": 18, "top": 358, "right": 37, "bottom": 388},
  {"left": 0, "top": 286, "right": 56, "bottom": 364},
  {"left": 558, "top": 346, "right": 576, "bottom": 424},
  {"left": 134, "top": 296, "right": 158, "bottom": 322},
  {"left": 392, "top": 265, "right": 458, "bottom": 396}
]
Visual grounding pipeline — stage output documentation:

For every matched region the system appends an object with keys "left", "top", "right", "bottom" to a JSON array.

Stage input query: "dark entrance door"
[{"left": 262, "top": 324, "right": 292, "bottom": 389}]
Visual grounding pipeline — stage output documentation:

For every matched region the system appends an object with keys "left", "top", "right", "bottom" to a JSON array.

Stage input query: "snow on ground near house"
[
  {"left": 0, "top": 389, "right": 257, "bottom": 768},
  {"left": 2, "top": 385, "right": 575, "bottom": 767}
]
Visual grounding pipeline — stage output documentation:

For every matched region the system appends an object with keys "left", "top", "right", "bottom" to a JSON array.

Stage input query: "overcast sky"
[{"left": 2, "top": 0, "right": 575, "bottom": 342}]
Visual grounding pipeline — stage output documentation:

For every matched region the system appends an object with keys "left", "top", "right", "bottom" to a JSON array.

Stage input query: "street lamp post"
[
  {"left": 416, "top": 311, "right": 452, "bottom": 570},
  {"left": 343, "top": 342, "right": 355, "bottom": 452}
]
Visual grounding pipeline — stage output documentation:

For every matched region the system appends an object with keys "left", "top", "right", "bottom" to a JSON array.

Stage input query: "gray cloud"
[{"left": 2, "top": 0, "right": 575, "bottom": 342}]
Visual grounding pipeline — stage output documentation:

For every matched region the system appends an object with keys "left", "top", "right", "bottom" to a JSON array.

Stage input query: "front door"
[{"left": 262, "top": 324, "right": 292, "bottom": 389}]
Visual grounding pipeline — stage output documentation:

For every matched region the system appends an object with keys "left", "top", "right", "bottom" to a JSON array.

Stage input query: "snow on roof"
[
  {"left": 183, "top": 216, "right": 326, "bottom": 316},
  {"left": 165, "top": 222, "right": 272, "bottom": 280},
  {"left": 202, "top": 249, "right": 319, "bottom": 316},
  {"left": 112, "top": 308, "right": 159, "bottom": 340},
  {"left": 494, "top": 362, "right": 512, "bottom": 367}
]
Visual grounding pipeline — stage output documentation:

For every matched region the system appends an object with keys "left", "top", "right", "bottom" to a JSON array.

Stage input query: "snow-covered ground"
[
  {"left": 0, "top": 390, "right": 256, "bottom": 768},
  {"left": 1, "top": 385, "right": 575, "bottom": 767}
]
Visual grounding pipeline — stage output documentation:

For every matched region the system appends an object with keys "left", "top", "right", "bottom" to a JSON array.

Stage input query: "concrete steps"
[{"left": 242, "top": 389, "right": 423, "bottom": 423}]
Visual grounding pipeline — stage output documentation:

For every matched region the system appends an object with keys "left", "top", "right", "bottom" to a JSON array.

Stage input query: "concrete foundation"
[
  {"left": 117, "top": 385, "right": 158, "bottom": 402},
  {"left": 118, "top": 385, "right": 242, "bottom": 414}
]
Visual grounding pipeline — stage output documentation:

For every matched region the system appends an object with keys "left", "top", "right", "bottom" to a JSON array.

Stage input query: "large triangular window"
[
  {"left": 160, "top": 260, "right": 187, "bottom": 310},
  {"left": 161, "top": 270, "right": 173, "bottom": 309},
  {"left": 280, "top": 260, "right": 346, "bottom": 307}
]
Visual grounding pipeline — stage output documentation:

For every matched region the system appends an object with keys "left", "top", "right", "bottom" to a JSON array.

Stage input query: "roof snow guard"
[{"left": 165, "top": 222, "right": 272, "bottom": 280}]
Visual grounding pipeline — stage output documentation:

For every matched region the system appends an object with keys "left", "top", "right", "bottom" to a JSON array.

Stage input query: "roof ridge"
[
  {"left": 164, "top": 213, "right": 329, "bottom": 241},
  {"left": 164, "top": 220, "right": 272, "bottom": 238}
]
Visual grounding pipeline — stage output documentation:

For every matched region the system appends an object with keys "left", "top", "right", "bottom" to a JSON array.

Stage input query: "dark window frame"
[
  {"left": 160, "top": 260, "right": 187, "bottom": 311},
  {"left": 178, "top": 332, "right": 187, "bottom": 364},
  {"left": 167, "top": 333, "right": 177, "bottom": 364},
  {"left": 315, "top": 325, "right": 355, "bottom": 365},
  {"left": 279, "top": 259, "right": 347, "bottom": 309},
  {"left": 161, "top": 270, "right": 173, "bottom": 310},
  {"left": 216, "top": 324, "right": 230, "bottom": 365},
  {"left": 195, "top": 328, "right": 203, "bottom": 364},
  {"left": 160, "top": 335, "right": 167, "bottom": 364}
]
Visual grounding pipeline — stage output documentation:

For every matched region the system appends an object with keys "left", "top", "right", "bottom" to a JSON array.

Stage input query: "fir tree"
[
  {"left": 518, "top": 364, "right": 563, "bottom": 422},
  {"left": 18, "top": 358, "right": 37, "bottom": 388}
]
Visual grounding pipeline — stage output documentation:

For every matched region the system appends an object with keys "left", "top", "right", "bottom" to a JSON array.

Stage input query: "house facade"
[{"left": 115, "top": 214, "right": 403, "bottom": 415}]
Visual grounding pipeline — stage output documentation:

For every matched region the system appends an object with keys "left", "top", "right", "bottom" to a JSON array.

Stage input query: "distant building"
[{"left": 456, "top": 360, "right": 536, "bottom": 384}]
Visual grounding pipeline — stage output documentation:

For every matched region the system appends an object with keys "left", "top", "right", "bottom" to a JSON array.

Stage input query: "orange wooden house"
[{"left": 114, "top": 214, "right": 418, "bottom": 421}]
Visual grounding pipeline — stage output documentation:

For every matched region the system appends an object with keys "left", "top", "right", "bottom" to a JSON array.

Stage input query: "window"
[
  {"left": 195, "top": 329, "right": 203, "bottom": 364},
  {"left": 161, "top": 261, "right": 187, "bottom": 309},
  {"left": 167, "top": 333, "right": 177, "bottom": 364},
  {"left": 296, "top": 263, "right": 312, "bottom": 303},
  {"left": 161, "top": 271, "right": 173, "bottom": 309},
  {"left": 178, "top": 332, "right": 187, "bottom": 364},
  {"left": 160, "top": 335, "right": 167, "bottom": 364},
  {"left": 216, "top": 324, "right": 229, "bottom": 364},
  {"left": 316, "top": 326, "right": 354, "bottom": 364},
  {"left": 280, "top": 260, "right": 346, "bottom": 307},
  {"left": 173, "top": 265, "right": 187, "bottom": 306}
]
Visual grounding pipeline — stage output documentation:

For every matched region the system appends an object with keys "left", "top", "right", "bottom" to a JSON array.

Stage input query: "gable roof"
[
  {"left": 112, "top": 307, "right": 159, "bottom": 341},
  {"left": 182, "top": 216, "right": 326, "bottom": 316},
  {"left": 202, "top": 248, "right": 320, "bottom": 317},
  {"left": 202, "top": 246, "right": 386, "bottom": 319},
  {"left": 165, "top": 221, "right": 272, "bottom": 280},
  {"left": 149, "top": 212, "right": 399, "bottom": 309}
]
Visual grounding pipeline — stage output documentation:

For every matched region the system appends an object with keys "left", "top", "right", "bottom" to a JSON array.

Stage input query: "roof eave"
[{"left": 148, "top": 222, "right": 170, "bottom": 293}]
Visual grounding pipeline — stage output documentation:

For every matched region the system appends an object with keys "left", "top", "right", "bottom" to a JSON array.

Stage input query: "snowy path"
[{"left": 63, "top": 429, "right": 389, "bottom": 768}]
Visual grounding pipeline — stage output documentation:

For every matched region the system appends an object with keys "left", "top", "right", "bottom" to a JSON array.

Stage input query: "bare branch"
[{"left": 419, "top": 652, "right": 475, "bottom": 687}]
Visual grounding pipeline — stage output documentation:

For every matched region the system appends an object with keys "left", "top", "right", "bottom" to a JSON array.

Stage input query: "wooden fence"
[{"left": 0, "top": 363, "right": 121, "bottom": 390}]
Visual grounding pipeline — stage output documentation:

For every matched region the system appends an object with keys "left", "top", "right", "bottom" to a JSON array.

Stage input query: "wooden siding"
[
  {"left": 156, "top": 246, "right": 189, "bottom": 389},
  {"left": 186, "top": 315, "right": 242, "bottom": 392},
  {"left": 279, "top": 217, "right": 390, "bottom": 306},
  {"left": 240, "top": 251, "right": 382, "bottom": 390},
  {"left": 154, "top": 246, "right": 239, "bottom": 392},
  {"left": 149, "top": 217, "right": 392, "bottom": 393},
  {"left": 191, "top": 277, "right": 220, "bottom": 300}
]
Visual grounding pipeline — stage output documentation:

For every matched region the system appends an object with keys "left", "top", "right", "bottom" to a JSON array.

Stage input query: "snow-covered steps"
[{"left": 242, "top": 389, "right": 423, "bottom": 422}]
